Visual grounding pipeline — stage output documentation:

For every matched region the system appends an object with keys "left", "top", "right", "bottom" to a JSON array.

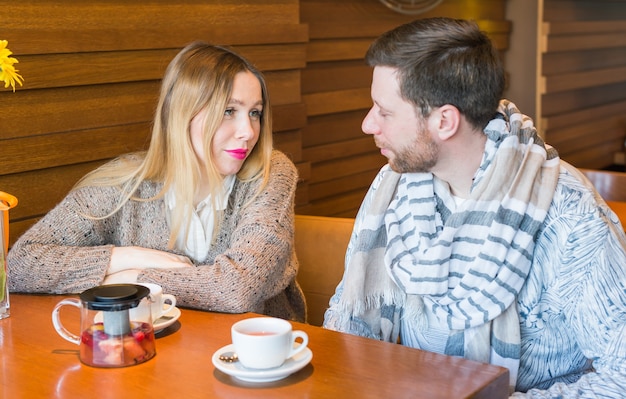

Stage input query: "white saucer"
[
  {"left": 212, "top": 343, "right": 313, "bottom": 382},
  {"left": 153, "top": 306, "right": 181, "bottom": 333}
]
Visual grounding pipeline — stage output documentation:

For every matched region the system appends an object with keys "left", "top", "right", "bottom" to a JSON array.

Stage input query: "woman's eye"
[
  {"left": 224, "top": 108, "right": 235, "bottom": 118},
  {"left": 249, "top": 109, "right": 262, "bottom": 121}
]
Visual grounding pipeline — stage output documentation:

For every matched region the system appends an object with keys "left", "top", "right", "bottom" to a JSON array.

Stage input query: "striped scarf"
[{"left": 337, "top": 100, "right": 560, "bottom": 391}]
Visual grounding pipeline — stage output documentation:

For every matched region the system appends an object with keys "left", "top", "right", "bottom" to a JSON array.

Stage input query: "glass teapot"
[{"left": 52, "top": 284, "right": 157, "bottom": 367}]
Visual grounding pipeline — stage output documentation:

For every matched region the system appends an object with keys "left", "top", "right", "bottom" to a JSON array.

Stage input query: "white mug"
[
  {"left": 131, "top": 283, "right": 176, "bottom": 321},
  {"left": 231, "top": 317, "right": 308, "bottom": 369}
]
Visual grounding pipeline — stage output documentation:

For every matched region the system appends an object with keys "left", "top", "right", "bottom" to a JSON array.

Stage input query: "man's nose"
[{"left": 362, "top": 107, "right": 378, "bottom": 135}]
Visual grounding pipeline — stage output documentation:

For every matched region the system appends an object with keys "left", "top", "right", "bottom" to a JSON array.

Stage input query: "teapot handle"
[{"left": 51, "top": 298, "right": 81, "bottom": 345}]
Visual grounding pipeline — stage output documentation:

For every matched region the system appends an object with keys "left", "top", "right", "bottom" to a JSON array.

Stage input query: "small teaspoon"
[{"left": 219, "top": 351, "right": 238, "bottom": 363}]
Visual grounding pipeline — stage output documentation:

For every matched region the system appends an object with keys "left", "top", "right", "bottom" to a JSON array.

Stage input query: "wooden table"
[
  {"left": 606, "top": 200, "right": 626, "bottom": 228},
  {"left": 0, "top": 294, "right": 509, "bottom": 399}
]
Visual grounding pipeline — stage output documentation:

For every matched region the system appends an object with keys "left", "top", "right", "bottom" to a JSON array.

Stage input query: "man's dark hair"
[{"left": 365, "top": 17, "right": 505, "bottom": 129}]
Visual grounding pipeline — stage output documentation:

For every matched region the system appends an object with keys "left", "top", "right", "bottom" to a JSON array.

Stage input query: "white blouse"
[{"left": 166, "top": 175, "right": 235, "bottom": 262}]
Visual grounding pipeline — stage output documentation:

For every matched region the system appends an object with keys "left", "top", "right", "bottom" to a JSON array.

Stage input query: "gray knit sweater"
[{"left": 7, "top": 150, "right": 306, "bottom": 322}]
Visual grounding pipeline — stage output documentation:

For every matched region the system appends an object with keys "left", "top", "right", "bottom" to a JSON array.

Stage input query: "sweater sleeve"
[
  {"left": 7, "top": 187, "right": 118, "bottom": 294},
  {"left": 138, "top": 151, "right": 300, "bottom": 314}
]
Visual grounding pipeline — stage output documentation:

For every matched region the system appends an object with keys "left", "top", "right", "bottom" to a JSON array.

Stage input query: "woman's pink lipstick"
[{"left": 226, "top": 148, "right": 248, "bottom": 160}]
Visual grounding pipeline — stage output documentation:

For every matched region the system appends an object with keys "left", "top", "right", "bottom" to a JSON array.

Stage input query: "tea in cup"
[
  {"left": 231, "top": 317, "right": 308, "bottom": 369},
  {"left": 132, "top": 283, "right": 176, "bottom": 321}
]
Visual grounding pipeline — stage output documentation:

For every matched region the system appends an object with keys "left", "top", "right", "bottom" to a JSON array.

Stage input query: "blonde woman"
[{"left": 8, "top": 42, "right": 306, "bottom": 321}]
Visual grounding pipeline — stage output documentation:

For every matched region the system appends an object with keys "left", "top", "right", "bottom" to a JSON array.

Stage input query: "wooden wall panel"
[
  {"left": 540, "top": 0, "right": 626, "bottom": 169},
  {"left": 1, "top": 0, "right": 510, "bottom": 244},
  {"left": 300, "top": 0, "right": 510, "bottom": 217},
  {"left": 1, "top": 1, "right": 307, "bottom": 245}
]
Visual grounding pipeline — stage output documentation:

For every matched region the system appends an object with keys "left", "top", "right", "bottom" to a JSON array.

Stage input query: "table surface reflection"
[
  {"left": 607, "top": 200, "right": 626, "bottom": 229},
  {"left": 0, "top": 294, "right": 509, "bottom": 398}
]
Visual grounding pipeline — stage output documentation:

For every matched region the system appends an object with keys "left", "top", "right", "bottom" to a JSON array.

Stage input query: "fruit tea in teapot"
[{"left": 52, "top": 284, "right": 157, "bottom": 367}]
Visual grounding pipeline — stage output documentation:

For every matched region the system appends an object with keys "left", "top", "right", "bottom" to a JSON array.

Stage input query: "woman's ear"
[{"left": 428, "top": 104, "right": 461, "bottom": 141}]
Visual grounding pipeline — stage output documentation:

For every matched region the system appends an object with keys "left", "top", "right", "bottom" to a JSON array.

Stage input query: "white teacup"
[
  {"left": 231, "top": 317, "right": 308, "bottom": 370},
  {"left": 131, "top": 283, "right": 176, "bottom": 322}
]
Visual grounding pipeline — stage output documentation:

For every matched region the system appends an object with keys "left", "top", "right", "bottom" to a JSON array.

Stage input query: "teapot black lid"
[{"left": 80, "top": 284, "right": 150, "bottom": 311}]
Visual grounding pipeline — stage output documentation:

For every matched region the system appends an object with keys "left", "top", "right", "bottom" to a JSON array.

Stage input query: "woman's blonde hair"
[{"left": 74, "top": 42, "right": 273, "bottom": 246}]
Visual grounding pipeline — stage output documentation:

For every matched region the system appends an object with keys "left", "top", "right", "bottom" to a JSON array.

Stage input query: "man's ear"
[{"left": 428, "top": 104, "right": 461, "bottom": 141}]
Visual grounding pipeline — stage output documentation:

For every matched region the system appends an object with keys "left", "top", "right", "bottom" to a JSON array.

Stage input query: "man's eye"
[{"left": 249, "top": 109, "right": 262, "bottom": 120}]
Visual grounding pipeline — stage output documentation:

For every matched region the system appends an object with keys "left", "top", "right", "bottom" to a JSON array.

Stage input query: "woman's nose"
[{"left": 236, "top": 117, "right": 256, "bottom": 140}]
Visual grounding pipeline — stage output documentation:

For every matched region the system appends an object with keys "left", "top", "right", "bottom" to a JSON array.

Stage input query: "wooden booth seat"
[{"left": 294, "top": 215, "right": 354, "bottom": 326}]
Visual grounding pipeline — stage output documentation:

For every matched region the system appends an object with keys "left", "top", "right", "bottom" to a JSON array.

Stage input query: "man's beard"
[{"left": 388, "top": 127, "right": 439, "bottom": 173}]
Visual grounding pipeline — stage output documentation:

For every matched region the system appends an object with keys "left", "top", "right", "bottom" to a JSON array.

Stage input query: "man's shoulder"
[
  {"left": 554, "top": 163, "right": 598, "bottom": 204},
  {"left": 544, "top": 162, "right": 605, "bottom": 224}
]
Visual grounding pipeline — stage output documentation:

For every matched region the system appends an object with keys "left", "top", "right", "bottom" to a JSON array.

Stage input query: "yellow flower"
[{"left": 0, "top": 40, "right": 24, "bottom": 92}]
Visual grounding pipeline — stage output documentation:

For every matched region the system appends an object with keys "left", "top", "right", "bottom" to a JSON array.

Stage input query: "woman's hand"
[
  {"left": 108, "top": 246, "right": 193, "bottom": 276},
  {"left": 103, "top": 269, "right": 142, "bottom": 285}
]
